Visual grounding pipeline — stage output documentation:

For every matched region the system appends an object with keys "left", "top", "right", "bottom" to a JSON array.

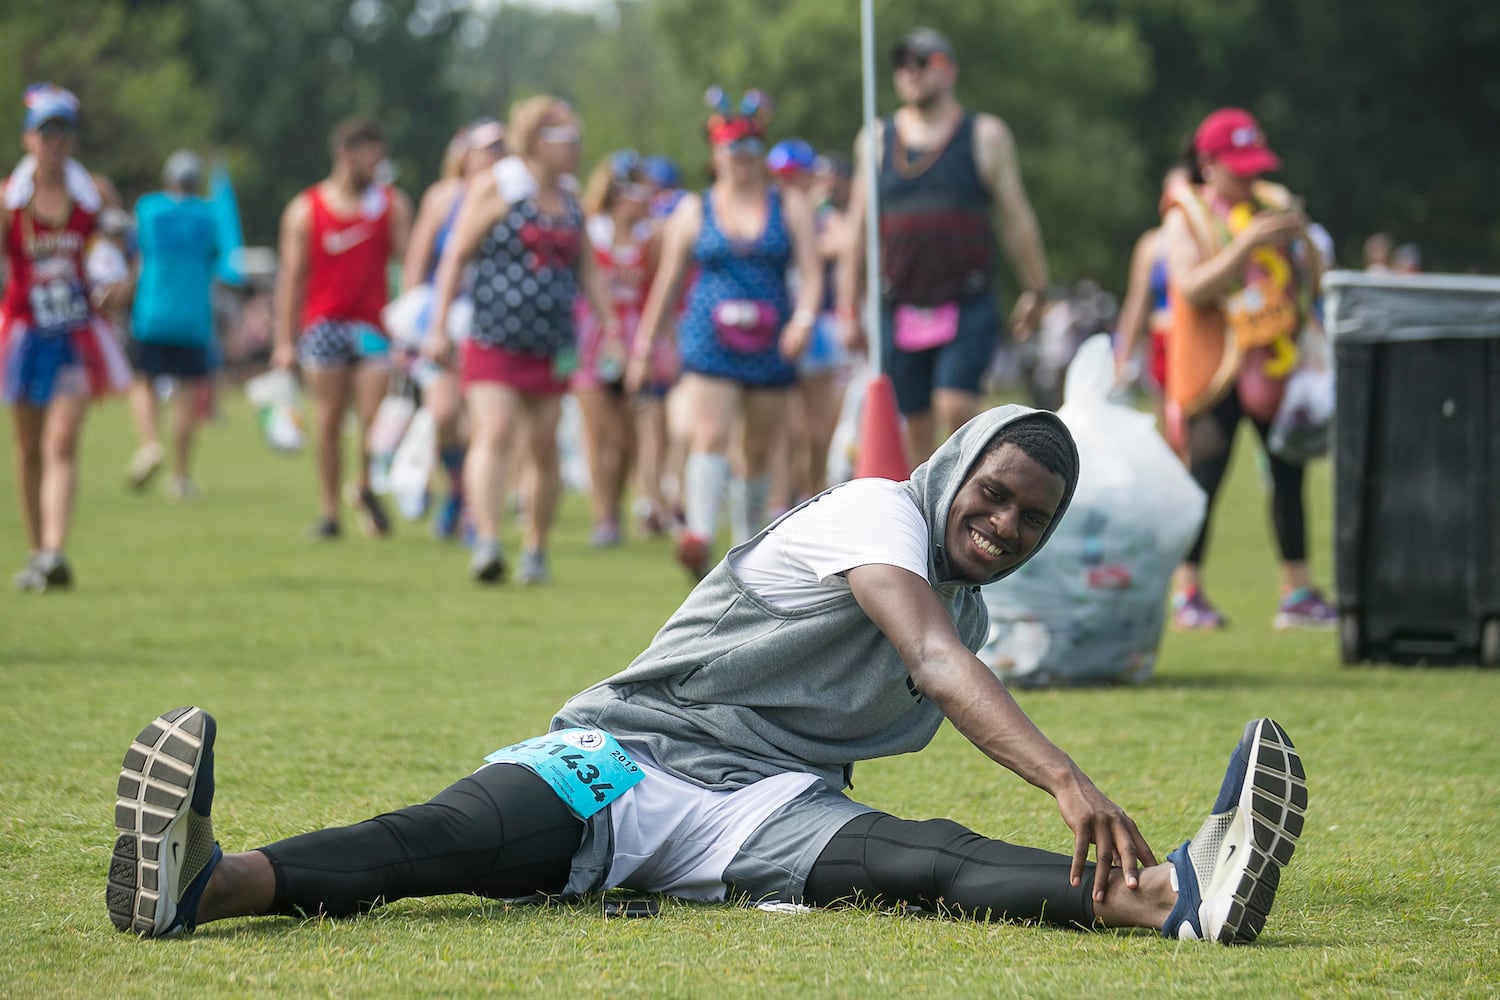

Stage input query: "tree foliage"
[
  {"left": 448, "top": 0, "right": 702, "bottom": 178},
  {"left": 0, "top": 0, "right": 213, "bottom": 201},
  {"left": 2, "top": 0, "right": 1494, "bottom": 277},
  {"left": 1083, "top": 0, "right": 1500, "bottom": 270},
  {"left": 185, "top": 0, "right": 461, "bottom": 244},
  {"left": 653, "top": 0, "right": 1154, "bottom": 284}
]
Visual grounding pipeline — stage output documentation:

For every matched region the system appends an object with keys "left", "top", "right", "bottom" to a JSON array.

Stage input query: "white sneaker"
[
  {"left": 164, "top": 476, "right": 201, "bottom": 502},
  {"left": 107, "top": 707, "right": 223, "bottom": 937},
  {"left": 1161, "top": 718, "right": 1306, "bottom": 944},
  {"left": 125, "top": 442, "right": 165, "bottom": 491},
  {"left": 470, "top": 540, "right": 506, "bottom": 584}
]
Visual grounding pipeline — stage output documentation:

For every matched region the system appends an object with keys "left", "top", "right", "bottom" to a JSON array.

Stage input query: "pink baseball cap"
[{"left": 1194, "top": 108, "right": 1280, "bottom": 177}]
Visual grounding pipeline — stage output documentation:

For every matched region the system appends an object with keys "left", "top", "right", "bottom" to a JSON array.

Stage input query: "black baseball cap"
[{"left": 892, "top": 27, "right": 956, "bottom": 64}]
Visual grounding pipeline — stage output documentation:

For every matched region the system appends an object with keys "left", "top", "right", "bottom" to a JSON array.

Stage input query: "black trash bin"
[{"left": 1324, "top": 270, "right": 1500, "bottom": 666}]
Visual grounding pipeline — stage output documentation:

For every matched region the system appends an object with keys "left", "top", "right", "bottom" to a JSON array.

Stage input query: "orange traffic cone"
[{"left": 854, "top": 373, "right": 911, "bottom": 480}]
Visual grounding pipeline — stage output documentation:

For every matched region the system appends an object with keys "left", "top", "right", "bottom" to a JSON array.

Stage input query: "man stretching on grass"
[{"left": 107, "top": 406, "right": 1306, "bottom": 943}]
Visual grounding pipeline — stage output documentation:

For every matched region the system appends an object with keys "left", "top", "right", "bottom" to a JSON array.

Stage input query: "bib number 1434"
[{"left": 483, "top": 728, "right": 643, "bottom": 819}]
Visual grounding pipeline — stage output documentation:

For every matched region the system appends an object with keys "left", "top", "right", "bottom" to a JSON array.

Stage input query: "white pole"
[{"left": 859, "top": 0, "right": 882, "bottom": 374}]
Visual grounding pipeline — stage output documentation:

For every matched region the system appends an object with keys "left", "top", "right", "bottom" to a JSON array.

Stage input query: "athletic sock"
[
  {"left": 729, "top": 475, "right": 771, "bottom": 545},
  {"left": 439, "top": 446, "right": 466, "bottom": 493},
  {"left": 684, "top": 453, "right": 731, "bottom": 541}
]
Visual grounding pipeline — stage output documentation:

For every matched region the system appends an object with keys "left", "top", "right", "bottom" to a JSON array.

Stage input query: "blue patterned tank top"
[{"left": 678, "top": 187, "right": 794, "bottom": 384}]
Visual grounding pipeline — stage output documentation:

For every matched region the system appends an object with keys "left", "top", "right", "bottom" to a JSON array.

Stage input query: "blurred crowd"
[{"left": 0, "top": 28, "right": 1424, "bottom": 636}]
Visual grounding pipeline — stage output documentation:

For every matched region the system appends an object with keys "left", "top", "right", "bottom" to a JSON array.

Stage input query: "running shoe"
[
  {"left": 308, "top": 516, "right": 341, "bottom": 541},
  {"left": 590, "top": 522, "right": 622, "bottom": 548},
  {"left": 633, "top": 498, "right": 667, "bottom": 538},
  {"left": 164, "top": 477, "right": 201, "bottom": 502},
  {"left": 125, "top": 442, "right": 165, "bottom": 491},
  {"left": 518, "top": 548, "right": 549, "bottom": 586},
  {"left": 37, "top": 550, "right": 72, "bottom": 590},
  {"left": 1172, "top": 589, "right": 1228, "bottom": 631},
  {"left": 346, "top": 484, "right": 392, "bottom": 538},
  {"left": 14, "top": 555, "right": 45, "bottom": 592},
  {"left": 470, "top": 540, "right": 506, "bottom": 584},
  {"left": 1273, "top": 588, "right": 1338, "bottom": 631},
  {"left": 1161, "top": 718, "right": 1306, "bottom": 944},
  {"left": 675, "top": 532, "right": 711, "bottom": 581},
  {"left": 108, "top": 706, "right": 223, "bottom": 937},
  {"left": 433, "top": 494, "right": 464, "bottom": 541}
]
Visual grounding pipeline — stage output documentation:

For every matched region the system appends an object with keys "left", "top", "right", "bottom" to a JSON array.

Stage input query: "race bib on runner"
[
  {"left": 29, "top": 278, "right": 90, "bottom": 335},
  {"left": 483, "top": 728, "right": 643, "bottom": 819}
]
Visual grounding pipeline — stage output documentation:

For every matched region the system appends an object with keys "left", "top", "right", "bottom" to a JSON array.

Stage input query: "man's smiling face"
[{"left": 943, "top": 441, "right": 1066, "bottom": 583}]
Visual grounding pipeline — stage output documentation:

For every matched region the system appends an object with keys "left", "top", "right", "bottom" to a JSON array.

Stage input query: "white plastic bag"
[
  {"left": 557, "top": 394, "right": 590, "bottom": 494},
  {"left": 1267, "top": 364, "right": 1334, "bottom": 465},
  {"left": 389, "top": 407, "right": 436, "bottom": 521},
  {"left": 824, "top": 363, "right": 874, "bottom": 487},
  {"left": 381, "top": 284, "right": 474, "bottom": 351},
  {"left": 244, "top": 370, "right": 304, "bottom": 453},
  {"left": 367, "top": 391, "right": 416, "bottom": 495},
  {"left": 980, "top": 335, "right": 1207, "bottom": 686}
]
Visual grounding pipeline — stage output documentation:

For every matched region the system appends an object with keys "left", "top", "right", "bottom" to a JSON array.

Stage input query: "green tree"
[
  {"left": 652, "top": 0, "right": 1154, "bottom": 284},
  {"left": 0, "top": 0, "right": 213, "bottom": 202},
  {"left": 1084, "top": 0, "right": 1500, "bottom": 271},
  {"left": 184, "top": 0, "right": 462, "bottom": 244},
  {"left": 448, "top": 0, "right": 702, "bottom": 183}
]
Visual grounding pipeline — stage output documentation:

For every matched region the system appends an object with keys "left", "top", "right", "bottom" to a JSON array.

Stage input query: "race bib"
[
  {"left": 484, "top": 728, "right": 643, "bottom": 819},
  {"left": 29, "top": 278, "right": 90, "bottom": 335},
  {"left": 892, "top": 302, "right": 959, "bottom": 352}
]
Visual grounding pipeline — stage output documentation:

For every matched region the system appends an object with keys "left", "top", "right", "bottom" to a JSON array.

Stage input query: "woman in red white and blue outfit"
[{"left": 1, "top": 84, "right": 131, "bottom": 591}]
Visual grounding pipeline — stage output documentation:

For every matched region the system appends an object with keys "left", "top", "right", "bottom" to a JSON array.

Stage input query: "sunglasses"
[
  {"left": 722, "top": 137, "right": 765, "bottom": 157},
  {"left": 539, "top": 126, "right": 581, "bottom": 145},
  {"left": 36, "top": 119, "right": 76, "bottom": 137},
  {"left": 892, "top": 52, "right": 931, "bottom": 72}
]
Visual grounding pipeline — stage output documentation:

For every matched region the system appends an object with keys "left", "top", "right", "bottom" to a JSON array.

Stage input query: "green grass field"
[{"left": 1, "top": 394, "right": 1496, "bottom": 998}]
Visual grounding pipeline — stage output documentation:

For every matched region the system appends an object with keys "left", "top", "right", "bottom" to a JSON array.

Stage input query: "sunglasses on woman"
[{"left": 539, "top": 126, "right": 581, "bottom": 145}]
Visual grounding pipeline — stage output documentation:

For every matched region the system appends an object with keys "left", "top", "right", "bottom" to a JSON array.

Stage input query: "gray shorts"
[{"left": 562, "top": 757, "right": 874, "bottom": 904}]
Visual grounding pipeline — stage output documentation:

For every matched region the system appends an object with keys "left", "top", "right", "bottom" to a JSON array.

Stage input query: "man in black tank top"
[{"left": 837, "top": 27, "right": 1050, "bottom": 463}]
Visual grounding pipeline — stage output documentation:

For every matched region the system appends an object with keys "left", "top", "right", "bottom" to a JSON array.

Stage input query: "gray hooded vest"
[{"left": 553, "top": 404, "right": 1078, "bottom": 791}]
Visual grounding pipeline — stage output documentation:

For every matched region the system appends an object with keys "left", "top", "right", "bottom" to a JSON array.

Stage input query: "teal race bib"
[{"left": 484, "top": 728, "right": 643, "bottom": 819}]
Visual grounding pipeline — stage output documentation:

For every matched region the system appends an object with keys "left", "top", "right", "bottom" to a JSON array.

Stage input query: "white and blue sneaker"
[
  {"left": 1162, "top": 718, "right": 1306, "bottom": 944},
  {"left": 108, "top": 706, "right": 223, "bottom": 937}
]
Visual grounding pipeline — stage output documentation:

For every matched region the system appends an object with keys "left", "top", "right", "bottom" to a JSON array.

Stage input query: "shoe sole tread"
[
  {"left": 107, "top": 707, "right": 210, "bottom": 937},
  {"left": 1216, "top": 719, "right": 1306, "bottom": 944}
]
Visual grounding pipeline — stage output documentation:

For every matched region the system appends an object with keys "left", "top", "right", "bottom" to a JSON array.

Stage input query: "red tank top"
[
  {"left": 300, "top": 183, "right": 392, "bottom": 330},
  {"left": 2, "top": 191, "right": 98, "bottom": 332}
]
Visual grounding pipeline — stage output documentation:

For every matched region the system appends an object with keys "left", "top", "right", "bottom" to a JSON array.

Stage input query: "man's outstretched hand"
[{"left": 1054, "top": 770, "right": 1158, "bottom": 903}]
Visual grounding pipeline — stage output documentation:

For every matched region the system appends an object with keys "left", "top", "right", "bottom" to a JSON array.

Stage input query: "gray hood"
[{"left": 900, "top": 404, "right": 1079, "bottom": 589}]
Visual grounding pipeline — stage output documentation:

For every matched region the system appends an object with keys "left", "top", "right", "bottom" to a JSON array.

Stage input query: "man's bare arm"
[
  {"left": 975, "top": 115, "right": 1048, "bottom": 334},
  {"left": 271, "top": 195, "right": 311, "bottom": 369},
  {"left": 847, "top": 562, "right": 1155, "bottom": 900}
]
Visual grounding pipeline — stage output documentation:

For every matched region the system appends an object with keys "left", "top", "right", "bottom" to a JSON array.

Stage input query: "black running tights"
[
  {"left": 259, "top": 764, "right": 584, "bottom": 918},
  {"left": 1185, "top": 388, "right": 1306, "bottom": 566},
  {"left": 804, "top": 812, "right": 1097, "bottom": 928}
]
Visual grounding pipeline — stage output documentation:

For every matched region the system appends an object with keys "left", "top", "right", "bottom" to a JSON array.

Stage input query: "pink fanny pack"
[
  {"left": 893, "top": 302, "right": 960, "bottom": 352},
  {"left": 711, "top": 299, "right": 780, "bottom": 354}
]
